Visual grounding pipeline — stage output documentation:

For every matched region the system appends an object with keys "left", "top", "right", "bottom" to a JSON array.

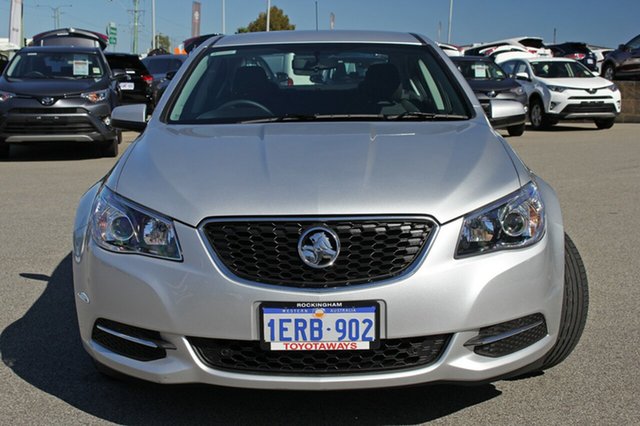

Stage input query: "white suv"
[{"left": 498, "top": 57, "right": 621, "bottom": 130}]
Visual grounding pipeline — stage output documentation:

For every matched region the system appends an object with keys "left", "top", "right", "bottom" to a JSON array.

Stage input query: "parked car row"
[
  {"left": 0, "top": 28, "right": 187, "bottom": 159},
  {"left": 439, "top": 33, "right": 640, "bottom": 81},
  {"left": 437, "top": 33, "right": 638, "bottom": 135}
]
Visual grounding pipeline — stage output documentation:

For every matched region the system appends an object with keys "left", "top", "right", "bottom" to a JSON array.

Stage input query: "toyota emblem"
[{"left": 40, "top": 97, "right": 55, "bottom": 106}]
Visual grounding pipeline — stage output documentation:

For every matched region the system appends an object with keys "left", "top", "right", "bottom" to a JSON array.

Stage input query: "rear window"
[
  {"left": 106, "top": 55, "right": 146, "bottom": 72},
  {"left": 38, "top": 36, "right": 101, "bottom": 48},
  {"left": 167, "top": 43, "right": 471, "bottom": 124},
  {"left": 142, "top": 57, "right": 185, "bottom": 74},
  {"left": 519, "top": 38, "right": 545, "bottom": 49}
]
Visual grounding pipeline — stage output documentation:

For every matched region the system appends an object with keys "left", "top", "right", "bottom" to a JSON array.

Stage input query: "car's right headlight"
[
  {"left": 0, "top": 91, "right": 16, "bottom": 102},
  {"left": 547, "top": 85, "right": 567, "bottom": 93},
  {"left": 456, "top": 181, "right": 545, "bottom": 258},
  {"left": 90, "top": 185, "right": 182, "bottom": 261}
]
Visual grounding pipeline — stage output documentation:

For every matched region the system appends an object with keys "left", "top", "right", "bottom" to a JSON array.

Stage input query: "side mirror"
[
  {"left": 490, "top": 99, "right": 526, "bottom": 121},
  {"left": 165, "top": 70, "right": 176, "bottom": 80},
  {"left": 618, "top": 44, "right": 627, "bottom": 51},
  {"left": 111, "top": 104, "right": 147, "bottom": 132},
  {"left": 275, "top": 72, "right": 289, "bottom": 83},
  {"left": 112, "top": 68, "right": 129, "bottom": 81},
  {"left": 515, "top": 72, "right": 530, "bottom": 82}
]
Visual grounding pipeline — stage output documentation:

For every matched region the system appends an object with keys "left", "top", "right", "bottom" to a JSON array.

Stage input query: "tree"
[
  {"left": 237, "top": 6, "right": 295, "bottom": 33},
  {"left": 155, "top": 33, "right": 171, "bottom": 51}
]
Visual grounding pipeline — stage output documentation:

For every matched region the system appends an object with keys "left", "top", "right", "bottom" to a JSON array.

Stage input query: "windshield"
[
  {"left": 167, "top": 43, "right": 471, "bottom": 124},
  {"left": 530, "top": 61, "right": 593, "bottom": 78},
  {"left": 6, "top": 51, "right": 105, "bottom": 79},
  {"left": 454, "top": 60, "right": 506, "bottom": 80}
]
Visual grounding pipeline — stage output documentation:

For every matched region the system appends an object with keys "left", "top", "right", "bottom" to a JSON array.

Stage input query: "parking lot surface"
[{"left": 1, "top": 124, "right": 639, "bottom": 424}]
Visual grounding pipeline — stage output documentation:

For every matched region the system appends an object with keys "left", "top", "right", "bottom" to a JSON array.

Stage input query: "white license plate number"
[
  {"left": 119, "top": 82, "right": 135, "bottom": 90},
  {"left": 261, "top": 302, "right": 379, "bottom": 350}
]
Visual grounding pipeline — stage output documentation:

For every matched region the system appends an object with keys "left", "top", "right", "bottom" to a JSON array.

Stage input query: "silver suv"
[{"left": 72, "top": 31, "right": 588, "bottom": 390}]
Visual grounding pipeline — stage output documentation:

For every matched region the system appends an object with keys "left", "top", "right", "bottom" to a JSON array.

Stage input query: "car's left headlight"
[
  {"left": 456, "top": 181, "right": 545, "bottom": 258},
  {"left": 90, "top": 185, "right": 182, "bottom": 261},
  {"left": 0, "top": 90, "right": 16, "bottom": 102},
  {"left": 81, "top": 89, "right": 109, "bottom": 103},
  {"left": 606, "top": 83, "right": 618, "bottom": 92}
]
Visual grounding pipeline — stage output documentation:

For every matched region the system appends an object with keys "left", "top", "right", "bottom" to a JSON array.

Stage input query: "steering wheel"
[
  {"left": 216, "top": 99, "right": 273, "bottom": 116},
  {"left": 24, "top": 71, "right": 46, "bottom": 78}
]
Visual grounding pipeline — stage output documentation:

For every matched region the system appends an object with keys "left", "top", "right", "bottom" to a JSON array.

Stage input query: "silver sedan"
[{"left": 72, "top": 30, "right": 588, "bottom": 390}]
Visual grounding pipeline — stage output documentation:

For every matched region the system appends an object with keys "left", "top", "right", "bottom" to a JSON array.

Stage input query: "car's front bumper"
[
  {"left": 546, "top": 88, "right": 622, "bottom": 120},
  {"left": 73, "top": 185, "right": 565, "bottom": 390},
  {"left": 0, "top": 98, "right": 116, "bottom": 143}
]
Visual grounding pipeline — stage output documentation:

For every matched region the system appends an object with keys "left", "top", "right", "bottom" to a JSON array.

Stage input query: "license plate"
[
  {"left": 119, "top": 82, "right": 135, "bottom": 90},
  {"left": 587, "top": 59, "right": 594, "bottom": 64},
  {"left": 260, "top": 301, "right": 379, "bottom": 350}
]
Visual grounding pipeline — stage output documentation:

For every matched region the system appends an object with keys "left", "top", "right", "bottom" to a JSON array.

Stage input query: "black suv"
[
  {"left": 0, "top": 46, "right": 121, "bottom": 158},
  {"left": 601, "top": 34, "right": 640, "bottom": 80},
  {"left": 105, "top": 53, "right": 153, "bottom": 107},
  {"left": 548, "top": 42, "right": 598, "bottom": 72}
]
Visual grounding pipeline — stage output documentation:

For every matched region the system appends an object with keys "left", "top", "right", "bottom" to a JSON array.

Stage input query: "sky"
[{"left": 1, "top": 0, "right": 639, "bottom": 52}]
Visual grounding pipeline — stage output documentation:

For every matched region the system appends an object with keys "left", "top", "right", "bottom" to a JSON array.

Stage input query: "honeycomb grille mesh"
[
  {"left": 188, "top": 335, "right": 451, "bottom": 374},
  {"left": 202, "top": 218, "right": 435, "bottom": 288}
]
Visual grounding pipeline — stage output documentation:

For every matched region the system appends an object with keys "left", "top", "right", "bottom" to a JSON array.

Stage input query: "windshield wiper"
[
  {"left": 386, "top": 112, "right": 469, "bottom": 121},
  {"left": 240, "top": 113, "right": 385, "bottom": 124}
]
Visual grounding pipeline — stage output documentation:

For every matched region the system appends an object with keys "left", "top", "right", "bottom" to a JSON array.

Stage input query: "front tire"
[
  {"left": 602, "top": 63, "right": 615, "bottom": 81},
  {"left": 0, "top": 141, "right": 9, "bottom": 159},
  {"left": 540, "top": 233, "right": 589, "bottom": 370},
  {"left": 507, "top": 123, "right": 525, "bottom": 137},
  {"left": 529, "top": 98, "right": 552, "bottom": 130},
  {"left": 96, "top": 131, "right": 121, "bottom": 158},
  {"left": 594, "top": 118, "right": 615, "bottom": 129}
]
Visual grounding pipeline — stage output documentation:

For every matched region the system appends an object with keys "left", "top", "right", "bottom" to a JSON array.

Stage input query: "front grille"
[
  {"left": 188, "top": 335, "right": 451, "bottom": 374},
  {"left": 567, "top": 96, "right": 612, "bottom": 100},
  {"left": 9, "top": 107, "right": 87, "bottom": 114},
  {"left": 202, "top": 218, "right": 436, "bottom": 288},
  {"left": 562, "top": 103, "right": 616, "bottom": 114},
  {"left": 474, "top": 313, "right": 547, "bottom": 358},
  {"left": 92, "top": 319, "right": 166, "bottom": 361},
  {"left": 3, "top": 118, "right": 96, "bottom": 135}
]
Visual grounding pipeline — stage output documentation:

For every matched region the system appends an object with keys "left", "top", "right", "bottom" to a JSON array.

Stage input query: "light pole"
[
  {"left": 266, "top": 0, "right": 271, "bottom": 32},
  {"left": 447, "top": 0, "right": 453, "bottom": 44},
  {"left": 315, "top": 1, "right": 318, "bottom": 31},
  {"left": 37, "top": 4, "right": 72, "bottom": 28},
  {"left": 151, "top": 0, "right": 156, "bottom": 50},
  {"left": 222, "top": 0, "right": 226, "bottom": 34}
]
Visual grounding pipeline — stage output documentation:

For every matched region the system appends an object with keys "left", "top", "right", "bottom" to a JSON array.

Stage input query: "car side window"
[
  {"left": 500, "top": 61, "right": 515, "bottom": 76},
  {"left": 515, "top": 62, "right": 529, "bottom": 78},
  {"left": 628, "top": 35, "right": 640, "bottom": 50}
]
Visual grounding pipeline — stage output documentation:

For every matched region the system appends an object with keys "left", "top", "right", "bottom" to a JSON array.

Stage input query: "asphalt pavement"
[{"left": 0, "top": 124, "right": 638, "bottom": 425}]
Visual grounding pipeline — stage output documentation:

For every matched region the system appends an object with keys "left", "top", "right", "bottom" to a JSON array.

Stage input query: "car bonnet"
[{"left": 110, "top": 120, "right": 524, "bottom": 227}]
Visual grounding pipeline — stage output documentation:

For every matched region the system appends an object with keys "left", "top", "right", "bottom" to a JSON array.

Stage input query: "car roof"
[
  {"left": 451, "top": 56, "right": 494, "bottom": 62},
  {"left": 16, "top": 45, "right": 102, "bottom": 54},
  {"left": 142, "top": 54, "right": 187, "bottom": 61},
  {"left": 211, "top": 30, "right": 424, "bottom": 48},
  {"left": 519, "top": 57, "right": 579, "bottom": 63},
  {"left": 105, "top": 52, "right": 140, "bottom": 58}
]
